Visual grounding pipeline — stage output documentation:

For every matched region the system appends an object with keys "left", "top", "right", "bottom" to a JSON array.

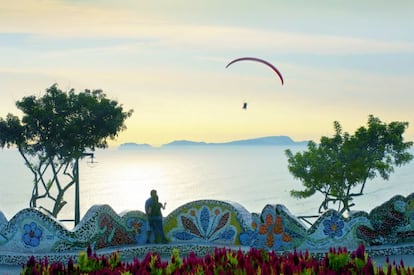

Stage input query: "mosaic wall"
[{"left": 0, "top": 194, "right": 413, "bottom": 265}]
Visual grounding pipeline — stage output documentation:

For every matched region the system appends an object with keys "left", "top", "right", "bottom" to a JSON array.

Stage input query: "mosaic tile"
[{"left": 0, "top": 194, "right": 413, "bottom": 265}]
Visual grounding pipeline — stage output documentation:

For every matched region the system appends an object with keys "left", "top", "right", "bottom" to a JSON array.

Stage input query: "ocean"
[{"left": 1, "top": 146, "right": 413, "bottom": 228}]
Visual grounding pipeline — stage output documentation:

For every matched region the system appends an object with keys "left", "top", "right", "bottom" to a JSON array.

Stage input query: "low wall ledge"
[{"left": 0, "top": 194, "right": 413, "bottom": 265}]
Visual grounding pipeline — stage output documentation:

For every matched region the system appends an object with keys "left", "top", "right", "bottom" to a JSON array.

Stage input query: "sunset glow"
[{"left": 1, "top": 1, "right": 413, "bottom": 147}]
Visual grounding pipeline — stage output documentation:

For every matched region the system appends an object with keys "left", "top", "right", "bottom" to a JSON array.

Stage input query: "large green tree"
[
  {"left": 0, "top": 84, "right": 133, "bottom": 219},
  {"left": 285, "top": 115, "right": 413, "bottom": 214}
]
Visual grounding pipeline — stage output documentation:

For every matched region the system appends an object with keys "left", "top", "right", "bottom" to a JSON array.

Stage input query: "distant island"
[
  {"left": 119, "top": 136, "right": 309, "bottom": 150},
  {"left": 118, "top": 142, "right": 153, "bottom": 150}
]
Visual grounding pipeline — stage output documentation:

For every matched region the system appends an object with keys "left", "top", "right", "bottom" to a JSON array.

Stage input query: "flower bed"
[{"left": 21, "top": 244, "right": 413, "bottom": 274}]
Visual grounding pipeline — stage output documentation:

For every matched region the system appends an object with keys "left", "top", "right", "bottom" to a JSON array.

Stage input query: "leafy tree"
[
  {"left": 0, "top": 84, "right": 133, "bottom": 218},
  {"left": 285, "top": 115, "right": 413, "bottom": 214}
]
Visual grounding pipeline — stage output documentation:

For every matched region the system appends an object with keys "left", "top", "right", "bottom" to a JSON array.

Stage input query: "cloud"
[
  {"left": 150, "top": 25, "right": 414, "bottom": 55},
  {"left": 1, "top": 1, "right": 413, "bottom": 144},
  {"left": 1, "top": 1, "right": 413, "bottom": 57}
]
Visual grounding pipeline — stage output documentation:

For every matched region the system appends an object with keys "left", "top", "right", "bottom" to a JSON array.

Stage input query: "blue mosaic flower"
[
  {"left": 22, "top": 222, "right": 42, "bottom": 247},
  {"left": 323, "top": 214, "right": 344, "bottom": 238}
]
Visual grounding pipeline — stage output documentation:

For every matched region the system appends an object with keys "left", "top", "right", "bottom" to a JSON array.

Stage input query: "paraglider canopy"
[{"left": 225, "top": 57, "right": 284, "bottom": 85}]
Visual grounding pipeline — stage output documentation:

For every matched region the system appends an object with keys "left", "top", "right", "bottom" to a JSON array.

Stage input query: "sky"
[{"left": 1, "top": 0, "right": 413, "bottom": 147}]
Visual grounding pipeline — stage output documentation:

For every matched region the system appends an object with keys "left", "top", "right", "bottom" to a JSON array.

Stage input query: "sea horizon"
[{"left": 1, "top": 145, "right": 413, "bottom": 227}]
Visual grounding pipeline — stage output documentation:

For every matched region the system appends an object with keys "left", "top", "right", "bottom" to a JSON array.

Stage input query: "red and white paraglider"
[
  {"left": 225, "top": 57, "right": 284, "bottom": 85},
  {"left": 225, "top": 57, "right": 284, "bottom": 109}
]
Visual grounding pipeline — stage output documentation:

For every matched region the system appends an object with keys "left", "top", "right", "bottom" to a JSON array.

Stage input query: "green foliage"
[
  {"left": 77, "top": 250, "right": 102, "bottom": 272},
  {"left": 1, "top": 84, "right": 133, "bottom": 160},
  {"left": 0, "top": 84, "right": 133, "bottom": 217},
  {"left": 109, "top": 250, "right": 122, "bottom": 269},
  {"left": 166, "top": 248, "right": 183, "bottom": 273},
  {"left": 327, "top": 249, "right": 350, "bottom": 271},
  {"left": 285, "top": 115, "right": 413, "bottom": 214}
]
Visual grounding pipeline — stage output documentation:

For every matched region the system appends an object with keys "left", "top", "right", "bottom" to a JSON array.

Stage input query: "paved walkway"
[
  {"left": 0, "top": 264, "right": 20, "bottom": 274},
  {"left": 372, "top": 254, "right": 414, "bottom": 267}
]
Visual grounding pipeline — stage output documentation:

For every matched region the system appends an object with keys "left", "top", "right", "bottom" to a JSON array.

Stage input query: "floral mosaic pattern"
[
  {"left": 126, "top": 217, "right": 143, "bottom": 233},
  {"left": 126, "top": 216, "right": 148, "bottom": 245},
  {"left": 22, "top": 222, "right": 42, "bottom": 247},
  {"left": 357, "top": 194, "right": 414, "bottom": 245},
  {"left": 95, "top": 213, "right": 136, "bottom": 249},
  {"left": 405, "top": 197, "right": 414, "bottom": 229},
  {"left": 0, "top": 194, "right": 413, "bottom": 265},
  {"left": 240, "top": 205, "right": 306, "bottom": 250},
  {"left": 323, "top": 214, "right": 344, "bottom": 238},
  {"left": 258, "top": 213, "right": 291, "bottom": 249},
  {"left": 170, "top": 206, "right": 236, "bottom": 243}
]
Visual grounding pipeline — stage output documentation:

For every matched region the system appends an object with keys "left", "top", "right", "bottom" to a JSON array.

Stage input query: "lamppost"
[{"left": 74, "top": 152, "right": 94, "bottom": 226}]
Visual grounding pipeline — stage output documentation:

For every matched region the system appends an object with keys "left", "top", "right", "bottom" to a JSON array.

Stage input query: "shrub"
[{"left": 21, "top": 244, "right": 413, "bottom": 274}]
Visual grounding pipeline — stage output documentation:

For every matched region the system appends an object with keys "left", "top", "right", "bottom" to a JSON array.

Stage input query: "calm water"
[{"left": 1, "top": 146, "right": 413, "bottom": 226}]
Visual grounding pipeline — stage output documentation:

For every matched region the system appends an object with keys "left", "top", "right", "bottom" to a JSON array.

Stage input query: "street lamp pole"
[
  {"left": 74, "top": 157, "right": 80, "bottom": 225},
  {"left": 74, "top": 152, "right": 94, "bottom": 226}
]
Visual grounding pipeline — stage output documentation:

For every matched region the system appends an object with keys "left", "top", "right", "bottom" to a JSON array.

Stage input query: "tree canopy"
[
  {"left": 285, "top": 115, "right": 413, "bottom": 214},
  {"left": 1, "top": 84, "right": 132, "bottom": 159},
  {"left": 0, "top": 84, "right": 133, "bottom": 218}
]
